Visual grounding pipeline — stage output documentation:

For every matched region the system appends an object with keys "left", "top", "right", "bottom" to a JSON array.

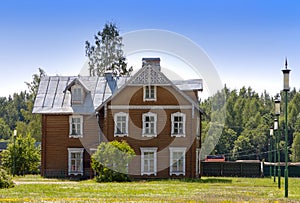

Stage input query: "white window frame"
[
  {"left": 142, "top": 112, "right": 157, "bottom": 137},
  {"left": 71, "top": 85, "right": 83, "bottom": 104},
  {"left": 140, "top": 147, "right": 158, "bottom": 176},
  {"left": 171, "top": 112, "right": 186, "bottom": 137},
  {"left": 143, "top": 85, "right": 156, "bottom": 101},
  {"left": 69, "top": 115, "right": 83, "bottom": 138},
  {"left": 68, "top": 148, "right": 84, "bottom": 176},
  {"left": 114, "top": 112, "right": 129, "bottom": 137},
  {"left": 169, "top": 147, "right": 186, "bottom": 176}
]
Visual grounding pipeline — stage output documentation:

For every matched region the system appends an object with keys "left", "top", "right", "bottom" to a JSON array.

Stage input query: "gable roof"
[
  {"left": 33, "top": 67, "right": 203, "bottom": 114},
  {"left": 96, "top": 65, "right": 204, "bottom": 113}
]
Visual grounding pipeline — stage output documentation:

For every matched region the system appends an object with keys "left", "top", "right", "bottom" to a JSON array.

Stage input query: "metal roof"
[{"left": 33, "top": 74, "right": 202, "bottom": 114}]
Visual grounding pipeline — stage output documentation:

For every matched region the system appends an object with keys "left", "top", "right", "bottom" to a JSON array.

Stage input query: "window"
[
  {"left": 144, "top": 85, "right": 156, "bottom": 101},
  {"left": 171, "top": 112, "right": 186, "bottom": 137},
  {"left": 69, "top": 115, "right": 83, "bottom": 137},
  {"left": 71, "top": 86, "right": 83, "bottom": 104},
  {"left": 68, "top": 148, "right": 84, "bottom": 175},
  {"left": 141, "top": 147, "right": 157, "bottom": 176},
  {"left": 142, "top": 112, "right": 157, "bottom": 137},
  {"left": 114, "top": 112, "right": 128, "bottom": 136},
  {"left": 169, "top": 147, "right": 186, "bottom": 176}
]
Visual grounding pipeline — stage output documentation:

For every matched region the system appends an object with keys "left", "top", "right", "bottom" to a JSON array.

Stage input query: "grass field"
[{"left": 0, "top": 175, "right": 299, "bottom": 202}]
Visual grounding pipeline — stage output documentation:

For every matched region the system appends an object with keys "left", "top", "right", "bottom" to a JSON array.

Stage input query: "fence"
[{"left": 201, "top": 161, "right": 262, "bottom": 177}]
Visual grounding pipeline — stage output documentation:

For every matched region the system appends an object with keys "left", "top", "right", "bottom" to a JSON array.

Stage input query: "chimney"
[
  {"left": 142, "top": 58, "right": 161, "bottom": 71},
  {"left": 105, "top": 70, "right": 117, "bottom": 94}
]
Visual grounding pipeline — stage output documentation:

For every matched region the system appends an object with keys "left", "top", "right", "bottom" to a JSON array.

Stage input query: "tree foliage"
[
  {"left": 0, "top": 68, "right": 44, "bottom": 141},
  {"left": 201, "top": 86, "right": 300, "bottom": 161},
  {"left": 0, "top": 168, "right": 14, "bottom": 188},
  {"left": 91, "top": 140, "right": 135, "bottom": 182},
  {"left": 2, "top": 133, "right": 40, "bottom": 175},
  {"left": 85, "top": 22, "right": 133, "bottom": 77}
]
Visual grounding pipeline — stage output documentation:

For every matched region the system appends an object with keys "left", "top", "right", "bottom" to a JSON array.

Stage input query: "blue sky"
[{"left": 0, "top": 0, "right": 299, "bottom": 97}]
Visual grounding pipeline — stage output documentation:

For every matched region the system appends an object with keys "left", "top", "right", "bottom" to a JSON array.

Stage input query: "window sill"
[
  {"left": 171, "top": 134, "right": 185, "bottom": 137},
  {"left": 68, "top": 172, "right": 83, "bottom": 176},
  {"left": 142, "top": 134, "right": 157, "bottom": 138},
  {"left": 114, "top": 134, "right": 128, "bottom": 137},
  {"left": 69, "top": 135, "right": 83, "bottom": 138},
  {"left": 141, "top": 172, "right": 157, "bottom": 176},
  {"left": 143, "top": 98, "right": 157, "bottom": 102},
  {"left": 170, "top": 172, "right": 185, "bottom": 176}
]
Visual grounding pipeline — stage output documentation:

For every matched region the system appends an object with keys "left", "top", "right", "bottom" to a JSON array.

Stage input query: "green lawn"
[{"left": 0, "top": 175, "right": 299, "bottom": 202}]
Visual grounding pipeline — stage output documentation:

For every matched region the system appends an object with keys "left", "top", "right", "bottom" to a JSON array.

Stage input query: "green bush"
[
  {"left": 0, "top": 168, "right": 14, "bottom": 188},
  {"left": 92, "top": 140, "right": 135, "bottom": 182}
]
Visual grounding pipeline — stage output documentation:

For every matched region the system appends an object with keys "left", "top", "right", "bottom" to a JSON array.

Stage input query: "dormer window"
[
  {"left": 144, "top": 85, "right": 156, "bottom": 101},
  {"left": 71, "top": 85, "right": 83, "bottom": 104}
]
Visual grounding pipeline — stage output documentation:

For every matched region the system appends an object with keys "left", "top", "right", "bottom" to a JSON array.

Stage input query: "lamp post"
[
  {"left": 274, "top": 117, "right": 281, "bottom": 189},
  {"left": 274, "top": 95, "right": 281, "bottom": 189},
  {"left": 282, "top": 59, "right": 290, "bottom": 198},
  {"left": 12, "top": 130, "right": 17, "bottom": 176},
  {"left": 270, "top": 126, "right": 276, "bottom": 182},
  {"left": 269, "top": 127, "right": 273, "bottom": 178}
]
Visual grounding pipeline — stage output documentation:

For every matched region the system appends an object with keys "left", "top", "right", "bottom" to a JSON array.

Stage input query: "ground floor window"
[
  {"left": 169, "top": 147, "right": 186, "bottom": 175},
  {"left": 68, "top": 148, "right": 84, "bottom": 175},
  {"left": 140, "top": 147, "right": 157, "bottom": 176}
]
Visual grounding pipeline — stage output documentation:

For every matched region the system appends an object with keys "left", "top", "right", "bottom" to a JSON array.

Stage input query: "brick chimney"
[{"left": 142, "top": 58, "right": 161, "bottom": 71}]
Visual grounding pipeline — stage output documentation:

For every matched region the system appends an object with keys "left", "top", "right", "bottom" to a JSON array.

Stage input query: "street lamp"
[
  {"left": 274, "top": 117, "right": 281, "bottom": 189},
  {"left": 270, "top": 126, "right": 276, "bottom": 182},
  {"left": 269, "top": 126, "right": 273, "bottom": 178},
  {"left": 12, "top": 130, "right": 17, "bottom": 176},
  {"left": 282, "top": 59, "right": 291, "bottom": 198}
]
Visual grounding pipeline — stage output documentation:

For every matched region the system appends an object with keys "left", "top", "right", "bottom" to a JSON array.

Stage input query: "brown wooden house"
[{"left": 33, "top": 58, "right": 203, "bottom": 179}]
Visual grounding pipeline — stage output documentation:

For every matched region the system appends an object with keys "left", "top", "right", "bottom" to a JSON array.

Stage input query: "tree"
[
  {"left": 291, "top": 132, "right": 300, "bottom": 162},
  {"left": 0, "top": 118, "right": 11, "bottom": 140},
  {"left": 91, "top": 140, "right": 135, "bottom": 182},
  {"left": 85, "top": 22, "right": 133, "bottom": 76},
  {"left": 2, "top": 133, "right": 40, "bottom": 175}
]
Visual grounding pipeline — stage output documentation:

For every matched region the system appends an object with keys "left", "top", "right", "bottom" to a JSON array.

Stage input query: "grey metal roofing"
[{"left": 33, "top": 74, "right": 202, "bottom": 114}]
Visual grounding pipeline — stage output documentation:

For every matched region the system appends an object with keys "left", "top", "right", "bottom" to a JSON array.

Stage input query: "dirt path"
[{"left": 13, "top": 181, "right": 78, "bottom": 185}]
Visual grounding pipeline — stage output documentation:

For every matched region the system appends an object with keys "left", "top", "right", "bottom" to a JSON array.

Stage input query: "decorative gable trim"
[{"left": 128, "top": 65, "right": 171, "bottom": 86}]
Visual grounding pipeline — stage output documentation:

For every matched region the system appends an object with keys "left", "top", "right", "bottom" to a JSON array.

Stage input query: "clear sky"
[{"left": 0, "top": 0, "right": 299, "bottom": 98}]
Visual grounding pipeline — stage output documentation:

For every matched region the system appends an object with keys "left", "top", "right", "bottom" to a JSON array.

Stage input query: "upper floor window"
[
  {"left": 114, "top": 112, "right": 128, "bottom": 137},
  {"left": 142, "top": 112, "right": 157, "bottom": 137},
  {"left": 68, "top": 148, "right": 84, "bottom": 175},
  {"left": 171, "top": 112, "right": 186, "bottom": 137},
  {"left": 69, "top": 115, "right": 83, "bottom": 137},
  {"left": 144, "top": 85, "right": 156, "bottom": 101}
]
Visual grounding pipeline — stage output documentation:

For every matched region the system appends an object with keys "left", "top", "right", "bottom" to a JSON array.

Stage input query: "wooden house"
[{"left": 33, "top": 58, "right": 203, "bottom": 179}]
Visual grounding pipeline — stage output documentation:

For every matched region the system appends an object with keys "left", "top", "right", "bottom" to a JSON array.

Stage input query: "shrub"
[
  {"left": 0, "top": 168, "right": 14, "bottom": 188},
  {"left": 92, "top": 140, "right": 135, "bottom": 182}
]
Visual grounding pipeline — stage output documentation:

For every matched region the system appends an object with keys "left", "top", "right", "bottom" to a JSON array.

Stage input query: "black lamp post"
[
  {"left": 270, "top": 126, "right": 276, "bottom": 182},
  {"left": 274, "top": 95, "right": 281, "bottom": 189},
  {"left": 274, "top": 118, "right": 280, "bottom": 189},
  {"left": 269, "top": 127, "right": 273, "bottom": 178},
  {"left": 12, "top": 130, "right": 17, "bottom": 176},
  {"left": 282, "top": 59, "right": 290, "bottom": 198}
]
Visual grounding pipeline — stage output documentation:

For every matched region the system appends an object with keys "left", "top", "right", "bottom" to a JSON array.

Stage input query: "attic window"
[
  {"left": 72, "top": 86, "right": 83, "bottom": 104},
  {"left": 144, "top": 85, "right": 156, "bottom": 101}
]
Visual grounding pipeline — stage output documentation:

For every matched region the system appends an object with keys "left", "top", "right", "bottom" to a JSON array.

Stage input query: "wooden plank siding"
[
  {"left": 98, "top": 85, "right": 201, "bottom": 178},
  {"left": 41, "top": 114, "right": 99, "bottom": 178}
]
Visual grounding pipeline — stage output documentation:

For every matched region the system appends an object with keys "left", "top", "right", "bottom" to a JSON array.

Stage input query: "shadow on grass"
[
  {"left": 180, "top": 178, "right": 232, "bottom": 184},
  {"left": 143, "top": 178, "right": 232, "bottom": 184}
]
